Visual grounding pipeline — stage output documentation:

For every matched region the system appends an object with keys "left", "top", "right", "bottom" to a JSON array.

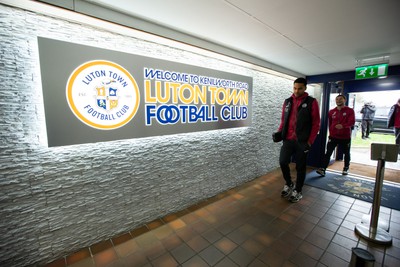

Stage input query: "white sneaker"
[
  {"left": 281, "top": 184, "right": 294, "bottom": 198},
  {"left": 289, "top": 190, "right": 302, "bottom": 203}
]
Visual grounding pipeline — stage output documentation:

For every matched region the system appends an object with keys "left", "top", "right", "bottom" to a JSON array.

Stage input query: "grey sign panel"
[
  {"left": 38, "top": 37, "right": 252, "bottom": 147},
  {"left": 371, "top": 143, "right": 399, "bottom": 162}
]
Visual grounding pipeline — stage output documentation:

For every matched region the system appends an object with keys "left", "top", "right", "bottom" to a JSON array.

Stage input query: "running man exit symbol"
[{"left": 355, "top": 64, "right": 388, "bottom": 79}]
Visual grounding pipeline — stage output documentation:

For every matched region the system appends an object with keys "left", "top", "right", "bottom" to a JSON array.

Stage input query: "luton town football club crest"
[
  {"left": 66, "top": 60, "right": 140, "bottom": 130},
  {"left": 96, "top": 80, "right": 119, "bottom": 111}
]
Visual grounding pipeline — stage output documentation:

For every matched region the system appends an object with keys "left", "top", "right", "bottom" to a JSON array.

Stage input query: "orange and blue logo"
[{"left": 66, "top": 60, "right": 140, "bottom": 130}]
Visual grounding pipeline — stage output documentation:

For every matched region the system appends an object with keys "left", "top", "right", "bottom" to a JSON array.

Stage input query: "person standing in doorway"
[
  {"left": 360, "top": 101, "right": 376, "bottom": 139},
  {"left": 316, "top": 95, "right": 355, "bottom": 176},
  {"left": 274, "top": 78, "right": 320, "bottom": 203},
  {"left": 388, "top": 98, "right": 400, "bottom": 155}
]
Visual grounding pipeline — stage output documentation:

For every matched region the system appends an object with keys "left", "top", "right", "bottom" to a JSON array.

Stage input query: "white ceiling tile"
[{"left": 91, "top": 0, "right": 400, "bottom": 75}]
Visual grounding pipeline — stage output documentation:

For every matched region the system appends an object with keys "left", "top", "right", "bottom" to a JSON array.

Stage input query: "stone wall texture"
[{"left": 0, "top": 3, "right": 293, "bottom": 266}]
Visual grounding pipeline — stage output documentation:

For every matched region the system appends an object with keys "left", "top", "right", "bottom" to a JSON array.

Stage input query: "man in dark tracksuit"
[{"left": 276, "top": 78, "right": 320, "bottom": 203}]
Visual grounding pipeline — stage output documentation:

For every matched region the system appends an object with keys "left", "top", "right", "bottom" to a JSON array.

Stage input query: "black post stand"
[{"left": 354, "top": 143, "right": 399, "bottom": 245}]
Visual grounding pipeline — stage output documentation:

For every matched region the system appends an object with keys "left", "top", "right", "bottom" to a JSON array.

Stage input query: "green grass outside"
[{"left": 352, "top": 130, "right": 395, "bottom": 147}]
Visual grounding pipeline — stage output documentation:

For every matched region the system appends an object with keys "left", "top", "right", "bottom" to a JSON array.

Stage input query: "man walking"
[
  {"left": 274, "top": 78, "right": 320, "bottom": 203},
  {"left": 316, "top": 95, "right": 355, "bottom": 176},
  {"left": 360, "top": 102, "right": 376, "bottom": 139}
]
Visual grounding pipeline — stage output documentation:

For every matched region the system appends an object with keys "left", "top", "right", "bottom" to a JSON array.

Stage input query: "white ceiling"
[{"left": 89, "top": 0, "right": 400, "bottom": 76}]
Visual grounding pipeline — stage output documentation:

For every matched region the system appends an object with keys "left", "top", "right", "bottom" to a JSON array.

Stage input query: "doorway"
[{"left": 346, "top": 91, "right": 399, "bottom": 171}]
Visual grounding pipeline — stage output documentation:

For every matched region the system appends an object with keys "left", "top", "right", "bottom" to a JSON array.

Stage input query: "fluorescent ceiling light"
[{"left": 355, "top": 54, "right": 390, "bottom": 67}]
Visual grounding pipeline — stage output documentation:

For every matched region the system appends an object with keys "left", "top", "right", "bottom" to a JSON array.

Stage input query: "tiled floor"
[{"left": 45, "top": 167, "right": 400, "bottom": 267}]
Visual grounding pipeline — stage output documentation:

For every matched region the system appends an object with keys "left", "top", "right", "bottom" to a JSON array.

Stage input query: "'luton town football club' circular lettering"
[{"left": 66, "top": 60, "right": 140, "bottom": 130}]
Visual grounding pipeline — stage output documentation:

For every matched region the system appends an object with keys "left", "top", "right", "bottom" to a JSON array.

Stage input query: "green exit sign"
[{"left": 355, "top": 64, "right": 388, "bottom": 80}]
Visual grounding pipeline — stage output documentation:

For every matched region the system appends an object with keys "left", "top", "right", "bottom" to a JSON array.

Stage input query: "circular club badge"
[{"left": 66, "top": 60, "right": 140, "bottom": 130}]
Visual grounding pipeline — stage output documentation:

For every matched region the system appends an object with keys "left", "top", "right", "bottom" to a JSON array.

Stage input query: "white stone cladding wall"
[{"left": 0, "top": 4, "right": 293, "bottom": 266}]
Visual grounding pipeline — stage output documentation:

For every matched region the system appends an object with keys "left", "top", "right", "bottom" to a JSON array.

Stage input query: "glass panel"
[{"left": 307, "top": 83, "right": 323, "bottom": 116}]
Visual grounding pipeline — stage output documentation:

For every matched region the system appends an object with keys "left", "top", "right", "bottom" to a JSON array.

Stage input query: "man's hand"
[
  {"left": 272, "top": 131, "right": 282, "bottom": 142},
  {"left": 335, "top": 124, "right": 343, "bottom": 129}
]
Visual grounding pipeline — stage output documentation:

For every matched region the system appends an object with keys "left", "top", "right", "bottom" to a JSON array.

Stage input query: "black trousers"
[
  {"left": 361, "top": 119, "right": 373, "bottom": 137},
  {"left": 279, "top": 140, "right": 308, "bottom": 193},
  {"left": 321, "top": 137, "right": 351, "bottom": 169}
]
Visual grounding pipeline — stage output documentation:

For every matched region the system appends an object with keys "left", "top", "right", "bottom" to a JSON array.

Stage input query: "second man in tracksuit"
[{"left": 317, "top": 95, "right": 355, "bottom": 176}]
